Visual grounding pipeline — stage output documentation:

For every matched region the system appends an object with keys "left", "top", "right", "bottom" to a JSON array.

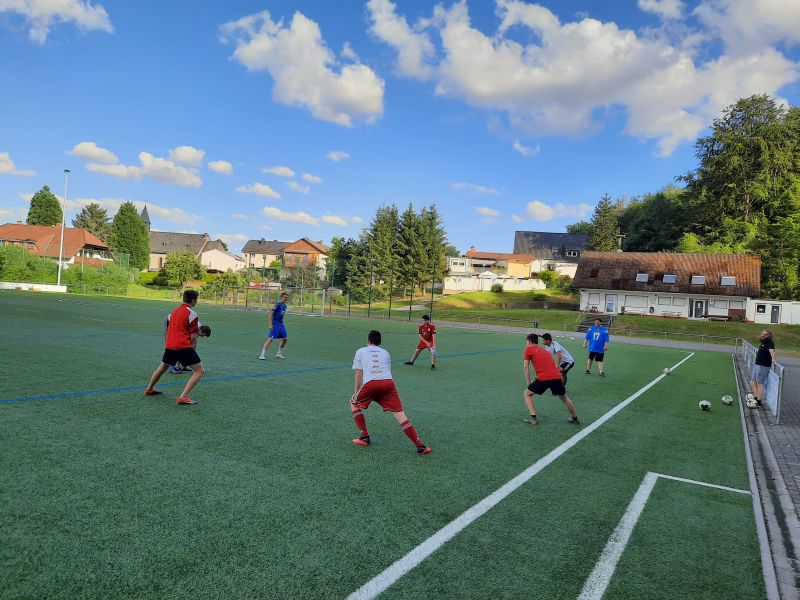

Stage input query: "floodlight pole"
[{"left": 57, "top": 169, "right": 70, "bottom": 287}]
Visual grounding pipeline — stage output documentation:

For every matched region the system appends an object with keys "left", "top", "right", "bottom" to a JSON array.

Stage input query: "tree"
[
  {"left": 587, "top": 193, "right": 621, "bottom": 251},
  {"left": 161, "top": 249, "right": 205, "bottom": 286},
  {"left": 71, "top": 202, "right": 111, "bottom": 241},
  {"left": 566, "top": 220, "right": 592, "bottom": 235},
  {"left": 26, "top": 185, "right": 62, "bottom": 226},
  {"left": 366, "top": 205, "right": 400, "bottom": 284},
  {"left": 396, "top": 204, "right": 426, "bottom": 290},
  {"left": 108, "top": 201, "right": 151, "bottom": 271},
  {"left": 618, "top": 186, "right": 687, "bottom": 252}
]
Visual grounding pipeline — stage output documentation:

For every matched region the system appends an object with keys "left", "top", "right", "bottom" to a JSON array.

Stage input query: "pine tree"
[
  {"left": 71, "top": 202, "right": 111, "bottom": 241},
  {"left": 108, "top": 202, "right": 151, "bottom": 271},
  {"left": 366, "top": 205, "right": 400, "bottom": 284},
  {"left": 587, "top": 194, "right": 621, "bottom": 251},
  {"left": 396, "top": 204, "right": 426, "bottom": 291},
  {"left": 26, "top": 185, "right": 62, "bottom": 226}
]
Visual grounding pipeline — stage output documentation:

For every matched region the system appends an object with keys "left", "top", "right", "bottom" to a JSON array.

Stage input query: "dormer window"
[
  {"left": 635, "top": 273, "right": 649, "bottom": 283},
  {"left": 551, "top": 247, "right": 559, "bottom": 254},
  {"left": 566, "top": 250, "right": 578, "bottom": 257},
  {"left": 720, "top": 276, "right": 736, "bottom": 286},
  {"left": 663, "top": 274, "right": 676, "bottom": 284},
  {"left": 691, "top": 275, "right": 705, "bottom": 285}
]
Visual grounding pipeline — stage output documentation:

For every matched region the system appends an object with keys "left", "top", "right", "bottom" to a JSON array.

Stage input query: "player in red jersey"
[
  {"left": 522, "top": 333, "right": 579, "bottom": 426},
  {"left": 144, "top": 290, "right": 210, "bottom": 405},
  {"left": 404, "top": 314, "right": 437, "bottom": 370},
  {"left": 351, "top": 330, "right": 431, "bottom": 455}
]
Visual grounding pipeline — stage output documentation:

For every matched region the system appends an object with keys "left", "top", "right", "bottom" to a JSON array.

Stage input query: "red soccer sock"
[
  {"left": 399, "top": 419, "right": 422, "bottom": 446},
  {"left": 353, "top": 410, "right": 369, "bottom": 438}
]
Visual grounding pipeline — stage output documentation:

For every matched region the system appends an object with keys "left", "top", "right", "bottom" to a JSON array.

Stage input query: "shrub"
[
  {"left": 64, "top": 264, "right": 131, "bottom": 293},
  {"left": 137, "top": 271, "right": 159, "bottom": 285},
  {"left": 490, "top": 283, "right": 504, "bottom": 293},
  {"left": 539, "top": 271, "right": 558, "bottom": 287}
]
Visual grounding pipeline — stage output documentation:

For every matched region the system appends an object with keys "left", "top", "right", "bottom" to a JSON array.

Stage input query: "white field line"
[
  {"left": 346, "top": 352, "right": 696, "bottom": 600},
  {"left": 577, "top": 472, "right": 749, "bottom": 600}
]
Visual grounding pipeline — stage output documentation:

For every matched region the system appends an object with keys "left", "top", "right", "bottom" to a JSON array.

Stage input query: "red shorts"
[
  {"left": 351, "top": 379, "right": 403, "bottom": 412},
  {"left": 417, "top": 341, "right": 433, "bottom": 351}
]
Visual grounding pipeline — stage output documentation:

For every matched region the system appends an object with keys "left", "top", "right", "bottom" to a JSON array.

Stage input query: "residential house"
[
  {"left": 242, "top": 239, "right": 291, "bottom": 272},
  {"left": 0, "top": 222, "right": 113, "bottom": 267},
  {"left": 282, "top": 238, "right": 329, "bottom": 278},
  {"left": 444, "top": 248, "right": 545, "bottom": 293},
  {"left": 513, "top": 231, "right": 586, "bottom": 276},
  {"left": 573, "top": 252, "right": 761, "bottom": 320},
  {"left": 200, "top": 245, "right": 245, "bottom": 273}
]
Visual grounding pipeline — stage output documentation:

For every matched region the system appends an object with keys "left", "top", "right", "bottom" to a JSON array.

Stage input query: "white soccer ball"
[
  {"left": 746, "top": 396, "right": 759, "bottom": 409},
  {"left": 721, "top": 395, "right": 733, "bottom": 406},
  {"left": 569, "top": 336, "right": 575, "bottom": 341},
  {"left": 663, "top": 368, "right": 671, "bottom": 375},
  {"left": 699, "top": 400, "right": 711, "bottom": 411}
]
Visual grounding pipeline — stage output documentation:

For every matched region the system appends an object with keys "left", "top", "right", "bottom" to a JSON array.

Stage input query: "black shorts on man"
[
  {"left": 560, "top": 361, "right": 575, "bottom": 373},
  {"left": 528, "top": 379, "right": 567, "bottom": 396},
  {"left": 589, "top": 351, "right": 605, "bottom": 362},
  {"left": 162, "top": 348, "right": 201, "bottom": 368}
]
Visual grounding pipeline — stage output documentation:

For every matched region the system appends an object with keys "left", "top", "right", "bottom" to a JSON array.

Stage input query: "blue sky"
[{"left": 1, "top": 0, "right": 798, "bottom": 254}]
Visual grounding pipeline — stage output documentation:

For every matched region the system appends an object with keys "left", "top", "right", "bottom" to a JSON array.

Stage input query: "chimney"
[{"left": 16, "top": 221, "right": 22, "bottom": 224}]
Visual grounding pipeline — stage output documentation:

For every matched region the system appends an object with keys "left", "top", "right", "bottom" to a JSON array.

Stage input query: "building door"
[
  {"left": 693, "top": 300, "right": 705, "bottom": 318},
  {"left": 771, "top": 305, "right": 781, "bottom": 324},
  {"left": 605, "top": 294, "right": 617, "bottom": 313}
]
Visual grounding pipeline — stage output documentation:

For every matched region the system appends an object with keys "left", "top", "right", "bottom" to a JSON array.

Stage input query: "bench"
[{"left": 705, "top": 315, "right": 729, "bottom": 322}]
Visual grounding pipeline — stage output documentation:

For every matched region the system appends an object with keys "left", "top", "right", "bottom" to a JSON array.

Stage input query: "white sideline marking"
[
  {"left": 346, "top": 353, "right": 696, "bottom": 600},
  {"left": 577, "top": 472, "right": 749, "bottom": 600}
]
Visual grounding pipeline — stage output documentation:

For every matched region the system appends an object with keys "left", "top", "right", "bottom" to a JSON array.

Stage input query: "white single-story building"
[
  {"left": 444, "top": 271, "right": 546, "bottom": 293},
  {"left": 573, "top": 251, "right": 769, "bottom": 321},
  {"left": 748, "top": 299, "right": 800, "bottom": 325}
]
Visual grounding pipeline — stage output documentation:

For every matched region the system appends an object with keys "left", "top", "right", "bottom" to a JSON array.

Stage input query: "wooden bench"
[{"left": 705, "top": 315, "right": 730, "bottom": 322}]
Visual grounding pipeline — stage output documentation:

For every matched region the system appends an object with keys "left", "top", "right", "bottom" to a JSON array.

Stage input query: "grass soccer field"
[{"left": 1, "top": 292, "right": 765, "bottom": 600}]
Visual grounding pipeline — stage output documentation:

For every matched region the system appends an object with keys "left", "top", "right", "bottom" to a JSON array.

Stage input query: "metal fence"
[{"left": 739, "top": 339, "right": 784, "bottom": 422}]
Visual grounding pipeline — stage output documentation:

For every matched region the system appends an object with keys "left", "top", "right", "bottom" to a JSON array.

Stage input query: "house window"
[
  {"left": 712, "top": 300, "right": 728, "bottom": 309},
  {"left": 756, "top": 304, "right": 766, "bottom": 314},
  {"left": 672, "top": 297, "right": 686, "bottom": 306},
  {"left": 551, "top": 247, "right": 559, "bottom": 253},
  {"left": 720, "top": 276, "right": 736, "bottom": 286},
  {"left": 658, "top": 297, "right": 671, "bottom": 305},
  {"left": 635, "top": 273, "right": 649, "bottom": 283},
  {"left": 566, "top": 250, "right": 578, "bottom": 257},
  {"left": 663, "top": 274, "right": 676, "bottom": 284},
  {"left": 690, "top": 275, "right": 705, "bottom": 285},
  {"left": 730, "top": 300, "right": 744, "bottom": 309}
]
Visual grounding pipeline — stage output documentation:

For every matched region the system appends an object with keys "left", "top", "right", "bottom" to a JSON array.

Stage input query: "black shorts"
[
  {"left": 528, "top": 379, "right": 566, "bottom": 396},
  {"left": 560, "top": 362, "right": 575, "bottom": 373},
  {"left": 589, "top": 351, "right": 605, "bottom": 362},
  {"left": 162, "top": 348, "right": 201, "bottom": 367}
]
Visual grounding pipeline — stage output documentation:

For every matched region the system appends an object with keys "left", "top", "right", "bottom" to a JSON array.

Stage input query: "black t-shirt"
[{"left": 755, "top": 340, "right": 775, "bottom": 367}]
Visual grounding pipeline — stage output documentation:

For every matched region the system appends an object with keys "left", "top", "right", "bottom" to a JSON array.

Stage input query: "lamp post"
[{"left": 57, "top": 169, "right": 70, "bottom": 287}]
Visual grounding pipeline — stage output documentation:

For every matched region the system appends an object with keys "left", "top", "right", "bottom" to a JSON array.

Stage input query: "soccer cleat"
[
  {"left": 568, "top": 416, "right": 580, "bottom": 425},
  {"left": 176, "top": 396, "right": 197, "bottom": 405},
  {"left": 417, "top": 445, "right": 431, "bottom": 455},
  {"left": 143, "top": 388, "right": 163, "bottom": 396},
  {"left": 585, "top": 369, "right": 591, "bottom": 374},
  {"left": 181, "top": 366, "right": 192, "bottom": 372},
  {"left": 353, "top": 436, "right": 370, "bottom": 446},
  {"left": 167, "top": 366, "right": 182, "bottom": 374},
  {"left": 599, "top": 372, "right": 606, "bottom": 377},
  {"left": 522, "top": 416, "right": 539, "bottom": 426},
  {"left": 431, "top": 364, "right": 436, "bottom": 371},
  {"left": 404, "top": 361, "right": 414, "bottom": 366},
  {"left": 258, "top": 354, "right": 267, "bottom": 360}
]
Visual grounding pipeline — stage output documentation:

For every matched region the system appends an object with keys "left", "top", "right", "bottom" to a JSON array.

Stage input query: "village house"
[{"left": 0, "top": 222, "right": 113, "bottom": 268}]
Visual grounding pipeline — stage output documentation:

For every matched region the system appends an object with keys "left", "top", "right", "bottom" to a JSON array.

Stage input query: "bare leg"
[
  {"left": 586, "top": 358, "right": 593, "bottom": 372},
  {"left": 147, "top": 363, "right": 169, "bottom": 391},
  {"left": 756, "top": 382, "right": 764, "bottom": 403},
  {"left": 524, "top": 390, "right": 537, "bottom": 416},
  {"left": 279, "top": 339, "right": 287, "bottom": 350},
  {"left": 559, "top": 394, "right": 577, "bottom": 418},
  {"left": 430, "top": 349, "right": 436, "bottom": 367},
  {"left": 179, "top": 362, "right": 205, "bottom": 398},
  {"left": 407, "top": 349, "right": 422, "bottom": 364},
  {"left": 391, "top": 410, "right": 409, "bottom": 424},
  {"left": 262, "top": 338, "right": 274, "bottom": 351},
  {"left": 598, "top": 360, "right": 605, "bottom": 375}
]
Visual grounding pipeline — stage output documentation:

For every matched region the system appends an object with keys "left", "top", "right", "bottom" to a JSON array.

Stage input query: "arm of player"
[
  {"left": 556, "top": 350, "right": 563, "bottom": 370},
  {"left": 352, "top": 369, "right": 364, "bottom": 403},
  {"left": 770, "top": 348, "right": 777, "bottom": 361},
  {"left": 524, "top": 359, "right": 532, "bottom": 386}
]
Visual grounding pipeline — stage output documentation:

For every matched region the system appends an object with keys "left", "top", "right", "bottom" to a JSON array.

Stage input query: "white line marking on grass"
[
  {"left": 346, "top": 353, "right": 696, "bottom": 600},
  {"left": 577, "top": 471, "right": 749, "bottom": 600}
]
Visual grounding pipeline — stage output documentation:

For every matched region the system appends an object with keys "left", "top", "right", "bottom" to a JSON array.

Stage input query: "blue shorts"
[
  {"left": 751, "top": 364, "right": 770, "bottom": 384},
  {"left": 270, "top": 324, "right": 287, "bottom": 339}
]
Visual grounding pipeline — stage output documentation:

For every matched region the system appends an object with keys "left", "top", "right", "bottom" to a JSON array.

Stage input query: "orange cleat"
[
  {"left": 144, "top": 388, "right": 163, "bottom": 396},
  {"left": 353, "top": 437, "right": 370, "bottom": 446},
  {"left": 417, "top": 445, "right": 431, "bottom": 455},
  {"left": 176, "top": 396, "right": 197, "bottom": 405}
]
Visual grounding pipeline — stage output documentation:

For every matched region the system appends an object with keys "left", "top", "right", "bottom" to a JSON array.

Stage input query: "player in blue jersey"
[
  {"left": 259, "top": 292, "right": 290, "bottom": 360},
  {"left": 583, "top": 318, "right": 609, "bottom": 376}
]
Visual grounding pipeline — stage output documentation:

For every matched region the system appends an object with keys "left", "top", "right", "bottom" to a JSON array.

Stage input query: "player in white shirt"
[
  {"left": 542, "top": 333, "right": 576, "bottom": 384},
  {"left": 350, "top": 330, "right": 431, "bottom": 455}
]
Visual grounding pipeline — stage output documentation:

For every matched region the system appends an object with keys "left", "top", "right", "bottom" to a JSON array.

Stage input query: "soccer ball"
[
  {"left": 569, "top": 336, "right": 575, "bottom": 341},
  {"left": 663, "top": 368, "right": 671, "bottom": 375},
  {"left": 746, "top": 396, "right": 759, "bottom": 409},
  {"left": 699, "top": 400, "right": 711, "bottom": 411},
  {"left": 721, "top": 395, "right": 733, "bottom": 406}
]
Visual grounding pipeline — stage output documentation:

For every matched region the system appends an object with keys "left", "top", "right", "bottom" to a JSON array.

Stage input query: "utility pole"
[
  {"left": 615, "top": 233, "right": 627, "bottom": 253},
  {"left": 57, "top": 169, "right": 70, "bottom": 287}
]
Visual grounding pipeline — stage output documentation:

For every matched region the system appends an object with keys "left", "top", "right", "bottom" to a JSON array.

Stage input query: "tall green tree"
[
  {"left": 618, "top": 186, "right": 688, "bottom": 252},
  {"left": 566, "top": 220, "right": 592, "bottom": 235},
  {"left": 587, "top": 193, "right": 621, "bottom": 251},
  {"left": 161, "top": 249, "right": 205, "bottom": 286},
  {"left": 419, "top": 205, "right": 449, "bottom": 284},
  {"left": 71, "top": 202, "right": 111, "bottom": 241},
  {"left": 396, "top": 204, "right": 426, "bottom": 290},
  {"left": 26, "top": 185, "right": 62, "bottom": 226},
  {"left": 366, "top": 205, "right": 400, "bottom": 284},
  {"left": 108, "top": 201, "right": 150, "bottom": 271}
]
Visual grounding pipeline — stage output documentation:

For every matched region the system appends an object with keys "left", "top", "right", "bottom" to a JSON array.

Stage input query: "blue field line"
[{"left": 0, "top": 347, "right": 519, "bottom": 405}]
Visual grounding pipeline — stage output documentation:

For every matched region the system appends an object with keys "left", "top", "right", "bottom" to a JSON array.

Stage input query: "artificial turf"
[{"left": 0, "top": 291, "right": 764, "bottom": 599}]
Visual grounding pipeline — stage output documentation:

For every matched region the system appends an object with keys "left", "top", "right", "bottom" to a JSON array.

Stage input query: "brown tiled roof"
[
  {"left": 284, "top": 238, "right": 329, "bottom": 255},
  {"left": 0, "top": 223, "right": 109, "bottom": 258},
  {"left": 573, "top": 252, "right": 761, "bottom": 297},
  {"left": 466, "top": 250, "right": 535, "bottom": 263}
]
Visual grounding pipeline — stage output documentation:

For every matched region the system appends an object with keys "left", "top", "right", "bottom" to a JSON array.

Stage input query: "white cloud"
[
  {"left": 512, "top": 139, "right": 541, "bottom": 157},
  {"left": 85, "top": 150, "right": 202, "bottom": 187},
  {"left": 0, "top": 206, "right": 27, "bottom": 220},
  {"left": 370, "top": 0, "right": 800, "bottom": 156},
  {"left": 526, "top": 200, "right": 593, "bottom": 222},
  {"left": 212, "top": 232, "right": 249, "bottom": 247},
  {"left": 351, "top": 216, "right": 364, "bottom": 224},
  {"left": 262, "top": 206, "right": 319, "bottom": 226},
  {"left": 451, "top": 182, "right": 501, "bottom": 195},
  {"left": 475, "top": 206, "right": 500, "bottom": 217},
  {"left": 168, "top": 145, "right": 205, "bottom": 167},
  {"left": 221, "top": 10, "right": 384, "bottom": 126},
  {"left": 69, "top": 141, "right": 117, "bottom": 164},
  {"left": 326, "top": 150, "right": 350, "bottom": 162},
  {"left": 302, "top": 172, "right": 322, "bottom": 183},
  {"left": 321, "top": 214, "right": 348, "bottom": 226},
  {"left": 236, "top": 183, "right": 281, "bottom": 199},
  {"left": 341, "top": 41, "right": 359, "bottom": 61},
  {"left": 512, "top": 214, "right": 525, "bottom": 223},
  {"left": 0, "top": 151, "right": 35, "bottom": 176},
  {"left": 208, "top": 160, "right": 233, "bottom": 175},
  {"left": 287, "top": 181, "right": 310, "bottom": 194},
  {"left": 638, "top": 0, "right": 685, "bottom": 20},
  {"left": 55, "top": 197, "right": 203, "bottom": 225},
  {"left": 367, "top": 0, "right": 436, "bottom": 79},
  {"left": 232, "top": 212, "right": 247, "bottom": 220},
  {"left": 262, "top": 165, "right": 295, "bottom": 177},
  {"left": 0, "top": 0, "right": 113, "bottom": 44}
]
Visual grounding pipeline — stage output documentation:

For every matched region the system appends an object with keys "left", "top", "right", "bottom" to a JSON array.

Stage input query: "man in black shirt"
[{"left": 749, "top": 330, "right": 776, "bottom": 408}]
